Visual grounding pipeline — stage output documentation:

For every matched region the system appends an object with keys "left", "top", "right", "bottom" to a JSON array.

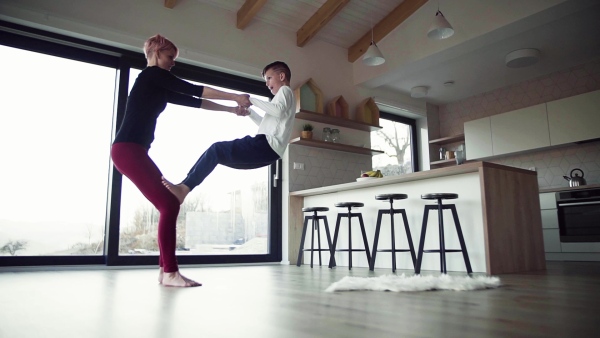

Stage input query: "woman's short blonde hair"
[{"left": 143, "top": 34, "right": 178, "bottom": 59}]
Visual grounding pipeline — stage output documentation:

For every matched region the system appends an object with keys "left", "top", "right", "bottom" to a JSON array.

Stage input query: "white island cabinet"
[{"left": 289, "top": 162, "right": 546, "bottom": 275}]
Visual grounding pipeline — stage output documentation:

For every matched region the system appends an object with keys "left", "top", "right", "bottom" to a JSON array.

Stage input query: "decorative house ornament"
[
  {"left": 355, "top": 97, "right": 380, "bottom": 125},
  {"left": 326, "top": 95, "right": 349, "bottom": 119},
  {"left": 293, "top": 78, "right": 324, "bottom": 113}
]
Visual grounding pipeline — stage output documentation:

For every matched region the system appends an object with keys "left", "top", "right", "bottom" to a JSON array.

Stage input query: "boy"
[{"left": 162, "top": 61, "right": 295, "bottom": 204}]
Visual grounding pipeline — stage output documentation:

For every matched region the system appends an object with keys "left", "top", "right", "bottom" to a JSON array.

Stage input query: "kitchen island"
[{"left": 289, "top": 161, "right": 546, "bottom": 275}]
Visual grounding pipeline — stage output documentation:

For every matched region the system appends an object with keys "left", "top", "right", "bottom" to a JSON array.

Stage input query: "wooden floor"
[{"left": 1, "top": 261, "right": 599, "bottom": 338}]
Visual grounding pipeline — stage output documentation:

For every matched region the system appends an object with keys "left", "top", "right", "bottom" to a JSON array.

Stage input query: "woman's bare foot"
[
  {"left": 161, "top": 176, "right": 190, "bottom": 204},
  {"left": 161, "top": 271, "right": 202, "bottom": 287},
  {"left": 158, "top": 267, "right": 164, "bottom": 284}
]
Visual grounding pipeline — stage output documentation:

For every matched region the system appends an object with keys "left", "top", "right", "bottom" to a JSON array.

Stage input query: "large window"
[
  {"left": 0, "top": 22, "right": 280, "bottom": 266},
  {"left": 0, "top": 44, "right": 115, "bottom": 257},
  {"left": 119, "top": 69, "right": 271, "bottom": 256},
  {"left": 371, "top": 111, "right": 419, "bottom": 175}
]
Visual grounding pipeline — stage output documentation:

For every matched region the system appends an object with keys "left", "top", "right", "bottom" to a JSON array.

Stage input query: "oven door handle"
[{"left": 557, "top": 201, "right": 600, "bottom": 207}]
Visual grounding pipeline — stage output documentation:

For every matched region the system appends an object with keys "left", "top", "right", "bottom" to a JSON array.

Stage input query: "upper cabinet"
[
  {"left": 464, "top": 117, "right": 493, "bottom": 160},
  {"left": 491, "top": 103, "right": 550, "bottom": 156},
  {"left": 547, "top": 89, "right": 600, "bottom": 145},
  {"left": 464, "top": 90, "right": 600, "bottom": 161}
]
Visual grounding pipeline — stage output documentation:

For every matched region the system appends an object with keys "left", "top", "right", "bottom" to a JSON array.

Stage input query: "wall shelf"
[
  {"left": 429, "top": 134, "right": 465, "bottom": 145},
  {"left": 290, "top": 137, "right": 384, "bottom": 156},
  {"left": 429, "top": 133, "right": 465, "bottom": 168},
  {"left": 295, "top": 109, "right": 381, "bottom": 132}
]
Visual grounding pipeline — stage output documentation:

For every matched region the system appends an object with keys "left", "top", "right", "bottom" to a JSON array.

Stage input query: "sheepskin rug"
[{"left": 325, "top": 273, "right": 501, "bottom": 292}]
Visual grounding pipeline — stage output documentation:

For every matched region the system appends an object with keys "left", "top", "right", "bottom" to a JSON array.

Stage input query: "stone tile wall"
[{"left": 288, "top": 144, "right": 372, "bottom": 192}]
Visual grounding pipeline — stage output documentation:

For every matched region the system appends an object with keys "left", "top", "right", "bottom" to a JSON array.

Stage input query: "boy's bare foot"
[
  {"left": 161, "top": 271, "right": 202, "bottom": 287},
  {"left": 158, "top": 267, "right": 164, "bottom": 284},
  {"left": 161, "top": 176, "right": 190, "bottom": 204}
]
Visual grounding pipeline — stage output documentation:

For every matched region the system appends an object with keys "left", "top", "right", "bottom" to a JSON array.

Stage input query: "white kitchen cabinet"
[
  {"left": 543, "top": 229, "right": 561, "bottom": 253},
  {"left": 464, "top": 117, "right": 493, "bottom": 160},
  {"left": 547, "top": 89, "right": 600, "bottom": 145},
  {"left": 491, "top": 103, "right": 550, "bottom": 156},
  {"left": 539, "top": 192, "right": 561, "bottom": 253}
]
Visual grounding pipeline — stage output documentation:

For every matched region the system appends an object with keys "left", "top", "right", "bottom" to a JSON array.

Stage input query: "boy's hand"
[{"left": 236, "top": 94, "right": 251, "bottom": 108}]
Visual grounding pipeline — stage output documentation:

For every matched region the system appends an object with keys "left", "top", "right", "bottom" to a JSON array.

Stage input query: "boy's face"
[{"left": 264, "top": 68, "right": 285, "bottom": 95}]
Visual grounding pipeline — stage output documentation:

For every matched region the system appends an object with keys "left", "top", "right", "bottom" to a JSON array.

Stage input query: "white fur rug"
[{"left": 325, "top": 273, "right": 501, "bottom": 292}]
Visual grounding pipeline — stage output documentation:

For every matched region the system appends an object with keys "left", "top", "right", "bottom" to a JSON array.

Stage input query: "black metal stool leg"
[
  {"left": 357, "top": 213, "right": 371, "bottom": 267},
  {"left": 415, "top": 205, "right": 432, "bottom": 274},
  {"left": 322, "top": 216, "right": 336, "bottom": 267},
  {"left": 389, "top": 201, "right": 397, "bottom": 272},
  {"left": 316, "top": 213, "right": 322, "bottom": 266},
  {"left": 400, "top": 210, "right": 417, "bottom": 267},
  {"left": 370, "top": 210, "right": 384, "bottom": 271},
  {"left": 437, "top": 199, "right": 447, "bottom": 274},
  {"left": 310, "top": 215, "right": 316, "bottom": 268},
  {"left": 329, "top": 214, "right": 343, "bottom": 268},
  {"left": 450, "top": 205, "right": 473, "bottom": 274},
  {"left": 347, "top": 208, "right": 353, "bottom": 270},
  {"left": 297, "top": 216, "right": 310, "bottom": 267}
]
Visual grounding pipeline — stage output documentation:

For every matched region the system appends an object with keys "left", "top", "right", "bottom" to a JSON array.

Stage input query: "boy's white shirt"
[{"left": 248, "top": 85, "right": 296, "bottom": 157}]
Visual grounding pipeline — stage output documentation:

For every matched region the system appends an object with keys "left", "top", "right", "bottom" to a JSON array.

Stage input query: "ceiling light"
[
  {"left": 363, "top": 13, "right": 385, "bottom": 66},
  {"left": 505, "top": 48, "right": 541, "bottom": 68},
  {"left": 444, "top": 81, "right": 455, "bottom": 87},
  {"left": 427, "top": 10, "right": 454, "bottom": 40},
  {"left": 411, "top": 86, "right": 428, "bottom": 98},
  {"left": 363, "top": 42, "right": 385, "bottom": 66}
]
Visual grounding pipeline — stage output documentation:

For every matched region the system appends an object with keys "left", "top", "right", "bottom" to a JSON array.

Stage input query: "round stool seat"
[
  {"left": 421, "top": 193, "right": 458, "bottom": 200},
  {"left": 334, "top": 202, "right": 364, "bottom": 208},
  {"left": 375, "top": 193, "right": 408, "bottom": 201},
  {"left": 302, "top": 207, "right": 329, "bottom": 213}
]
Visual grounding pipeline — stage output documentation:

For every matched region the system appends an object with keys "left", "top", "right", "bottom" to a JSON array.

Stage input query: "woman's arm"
[
  {"left": 202, "top": 87, "right": 251, "bottom": 108},
  {"left": 199, "top": 100, "right": 238, "bottom": 114}
]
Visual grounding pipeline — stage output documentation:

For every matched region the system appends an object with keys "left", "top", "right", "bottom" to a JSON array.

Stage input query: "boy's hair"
[
  {"left": 262, "top": 61, "right": 291, "bottom": 83},
  {"left": 144, "top": 34, "right": 179, "bottom": 59}
]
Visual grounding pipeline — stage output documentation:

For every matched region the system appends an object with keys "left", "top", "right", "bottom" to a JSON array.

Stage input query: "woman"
[{"left": 111, "top": 34, "right": 250, "bottom": 287}]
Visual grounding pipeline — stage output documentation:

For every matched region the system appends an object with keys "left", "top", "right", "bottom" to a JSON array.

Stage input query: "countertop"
[
  {"left": 539, "top": 184, "right": 600, "bottom": 193},
  {"left": 290, "top": 161, "right": 535, "bottom": 197}
]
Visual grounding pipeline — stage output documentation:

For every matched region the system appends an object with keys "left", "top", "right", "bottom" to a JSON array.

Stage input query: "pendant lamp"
[
  {"left": 363, "top": 16, "right": 385, "bottom": 66},
  {"left": 427, "top": 10, "right": 454, "bottom": 40},
  {"left": 363, "top": 42, "right": 385, "bottom": 66}
]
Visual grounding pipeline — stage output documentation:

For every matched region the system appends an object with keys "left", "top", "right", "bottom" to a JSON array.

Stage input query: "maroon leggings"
[{"left": 111, "top": 142, "right": 180, "bottom": 272}]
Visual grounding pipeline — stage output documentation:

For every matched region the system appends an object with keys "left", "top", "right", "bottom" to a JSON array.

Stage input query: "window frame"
[
  {"left": 0, "top": 20, "right": 282, "bottom": 267},
  {"left": 376, "top": 110, "right": 420, "bottom": 173}
]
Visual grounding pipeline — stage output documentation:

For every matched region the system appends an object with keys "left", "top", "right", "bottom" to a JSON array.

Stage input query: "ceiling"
[{"left": 169, "top": 0, "right": 600, "bottom": 105}]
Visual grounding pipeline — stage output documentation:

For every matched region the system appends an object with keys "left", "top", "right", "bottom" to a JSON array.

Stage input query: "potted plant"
[{"left": 301, "top": 123, "right": 314, "bottom": 139}]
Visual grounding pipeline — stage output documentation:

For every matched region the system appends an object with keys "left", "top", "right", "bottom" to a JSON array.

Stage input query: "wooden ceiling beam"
[
  {"left": 237, "top": 0, "right": 268, "bottom": 30},
  {"left": 164, "top": 0, "right": 177, "bottom": 9},
  {"left": 296, "top": 0, "right": 350, "bottom": 47},
  {"left": 348, "top": 0, "right": 428, "bottom": 63}
]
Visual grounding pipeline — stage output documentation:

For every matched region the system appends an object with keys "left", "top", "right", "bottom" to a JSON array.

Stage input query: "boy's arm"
[
  {"left": 249, "top": 86, "right": 294, "bottom": 118},
  {"left": 248, "top": 108, "right": 262, "bottom": 126}
]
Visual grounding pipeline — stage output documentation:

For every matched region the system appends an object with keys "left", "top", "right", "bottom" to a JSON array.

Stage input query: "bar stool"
[
  {"left": 329, "top": 202, "right": 371, "bottom": 270},
  {"left": 296, "top": 207, "right": 335, "bottom": 268},
  {"left": 415, "top": 193, "right": 473, "bottom": 274},
  {"left": 370, "top": 194, "right": 416, "bottom": 272}
]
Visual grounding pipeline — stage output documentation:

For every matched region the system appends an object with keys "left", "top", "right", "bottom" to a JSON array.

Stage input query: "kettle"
[{"left": 563, "top": 168, "right": 586, "bottom": 187}]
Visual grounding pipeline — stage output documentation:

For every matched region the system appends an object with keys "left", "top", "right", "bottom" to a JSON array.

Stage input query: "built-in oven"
[{"left": 556, "top": 188, "right": 600, "bottom": 242}]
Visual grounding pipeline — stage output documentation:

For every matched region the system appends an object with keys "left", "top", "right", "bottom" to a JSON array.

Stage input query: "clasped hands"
[{"left": 234, "top": 94, "right": 252, "bottom": 117}]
